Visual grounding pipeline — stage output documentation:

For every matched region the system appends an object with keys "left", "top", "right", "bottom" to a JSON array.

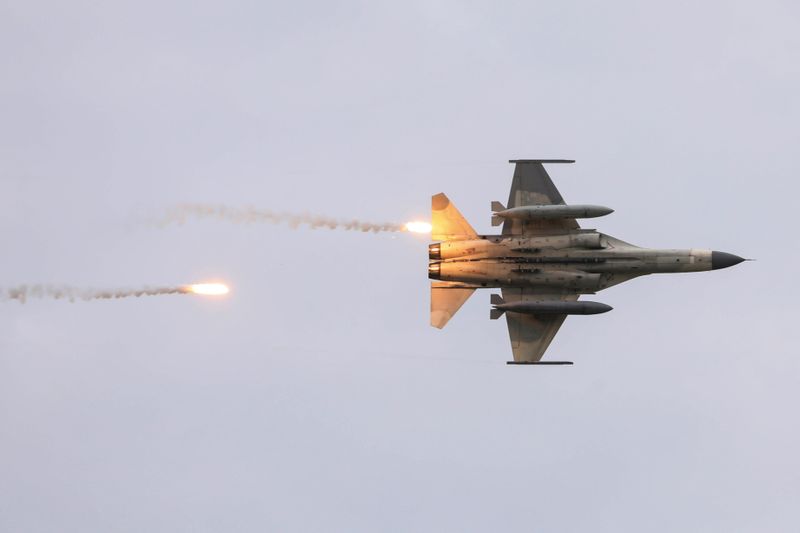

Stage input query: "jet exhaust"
[
  {"left": 1, "top": 283, "right": 230, "bottom": 304},
  {"left": 155, "top": 204, "right": 429, "bottom": 234},
  {"left": 430, "top": 159, "right": 746, "bottom": 364}
]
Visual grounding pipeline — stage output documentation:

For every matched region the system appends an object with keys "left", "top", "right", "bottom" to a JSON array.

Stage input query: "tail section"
[
  {"left": 430, "top": 193, "right": 478, "bottom": 327},
  {"left": 432, "top": 193, "right": 477, "bottom": 241},
  {"left": 431, "top": 286, "right": 475, "bottom": 328}
]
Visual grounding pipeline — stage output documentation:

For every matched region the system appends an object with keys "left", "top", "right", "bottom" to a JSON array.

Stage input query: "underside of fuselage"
[
  {"left": 428, "top": 160, "right": 746, "bottom": 363},
  {"left": 428, "top": 231, "right": 715, "bottom": 294}
]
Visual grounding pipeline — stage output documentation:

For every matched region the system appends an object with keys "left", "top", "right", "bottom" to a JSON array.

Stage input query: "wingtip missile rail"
[
  {"left": 506, "top": 361, "right": 574, "bottom": 365},
  {"left": 428, "top": 158, "right": 747, "bottom": 365}
]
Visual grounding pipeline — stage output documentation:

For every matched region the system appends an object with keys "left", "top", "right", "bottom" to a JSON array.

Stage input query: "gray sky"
[{"left": 1, "top": 1, "right": 798, "bottom": 531}]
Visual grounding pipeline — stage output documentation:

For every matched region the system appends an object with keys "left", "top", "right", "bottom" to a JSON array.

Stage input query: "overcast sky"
[{"left": 1, "top": 1, "right": 799, "bottom": 531}]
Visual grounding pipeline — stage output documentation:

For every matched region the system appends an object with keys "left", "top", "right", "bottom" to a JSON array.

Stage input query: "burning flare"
[
  {"left": 404, "top": 221, "right": 433, "bottom": 234},
  {"left": 1, "top": 282, "right": 231, "bottom": 303},
  {"left": 183, "top": 283, "right": 230, "bottom": 295}
]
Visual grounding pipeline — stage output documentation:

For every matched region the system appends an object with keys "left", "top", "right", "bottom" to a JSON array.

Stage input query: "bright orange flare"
[
  {"left": 404, "top": 221, "right": 432, "bottom": 234},
  {"left": 187, "top": 283, "right": 230, "bottom": 296}
]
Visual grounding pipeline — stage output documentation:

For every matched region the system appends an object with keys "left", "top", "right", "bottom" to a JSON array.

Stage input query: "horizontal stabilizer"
[
  {"left": 490, "top": 308, "right": 504, "bottom": 320},
  {"left": 432, "top": 193, "right": 477, "bottom": 241},
  {"left": 490, "top": 294, "right": 504, "bottom": 305},
  {"left": 431, "top": 286, "right": 475, "bottom": 329}
]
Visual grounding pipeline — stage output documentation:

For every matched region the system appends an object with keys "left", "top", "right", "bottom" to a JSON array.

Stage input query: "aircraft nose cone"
[{"left": 711, "top": 251, "right": 745, "bottom": 270}]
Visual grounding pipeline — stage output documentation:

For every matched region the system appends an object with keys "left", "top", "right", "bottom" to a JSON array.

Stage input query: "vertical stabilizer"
[
  {"left": 432, "top": 193, "right": 477, "bottom": 241},
  {"left": 431, "top": 286, "right": 475, "bottom": 328}
]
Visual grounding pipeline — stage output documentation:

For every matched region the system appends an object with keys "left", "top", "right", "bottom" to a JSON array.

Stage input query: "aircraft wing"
[
  {"left": 502, "top": 160, "right": 579, "bottom": 235},
  {"left": 501, "top": 288, "right": 577, "bottom": 363}
]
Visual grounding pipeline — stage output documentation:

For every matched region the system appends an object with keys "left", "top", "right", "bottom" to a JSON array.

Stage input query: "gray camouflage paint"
[
  {"left": 2, "top": 2, "right": 793, "bottom": 531},
  {"left": 429, "top": 161, "right": 745, "bottom": 362}
]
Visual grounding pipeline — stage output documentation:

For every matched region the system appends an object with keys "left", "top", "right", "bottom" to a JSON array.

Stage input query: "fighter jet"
[{"left": 428, "top": 159, "right": 746, "bottom": 365}]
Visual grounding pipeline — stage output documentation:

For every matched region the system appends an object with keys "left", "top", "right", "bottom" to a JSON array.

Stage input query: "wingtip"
[
  {"left": 508, "top": 159, "right": 575, "bottom": 164},
  {"left": 506, "top": 361, "right": 574, "bottom": 365}
]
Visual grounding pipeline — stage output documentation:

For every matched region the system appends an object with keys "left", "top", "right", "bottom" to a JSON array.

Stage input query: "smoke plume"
[
  {"left": 155, "top": 204, "right": 406, "bottom": 233},
  {"left": 1, "top": 285, "right": 189, "bottom": 304}
]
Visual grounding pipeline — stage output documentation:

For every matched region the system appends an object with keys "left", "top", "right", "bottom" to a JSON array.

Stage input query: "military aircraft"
[{"left": 428, "top": 159, "right": 746, "bottom": 365}]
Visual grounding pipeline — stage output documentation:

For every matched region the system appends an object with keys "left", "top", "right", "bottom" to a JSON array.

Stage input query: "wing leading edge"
[
  {"left": 502, "top": 160, "right": 579, "bottom": 235},
  {"left": 500, "top": 288, "right": 577, "bottom": 363}
]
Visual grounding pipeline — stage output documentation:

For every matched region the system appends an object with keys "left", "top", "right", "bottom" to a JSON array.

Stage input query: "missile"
[
  {"left": 491, "top": 203, "right": 613, "bottom": 225},
  {"left": 490, "top": 294, "right": 612, "bottom": 319}
]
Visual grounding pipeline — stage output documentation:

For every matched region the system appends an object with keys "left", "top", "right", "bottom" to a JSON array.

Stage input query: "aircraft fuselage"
[{"left": 428, "top": 231, "right": 743, "bottom": 293}]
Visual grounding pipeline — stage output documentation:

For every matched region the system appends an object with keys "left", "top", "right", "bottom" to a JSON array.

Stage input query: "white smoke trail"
[
  {"left": 155, "top": 204, "right": 406, "bottom": 233},
  {"left": 1, "top": 285, "right": 190, "bottom": 304}
]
